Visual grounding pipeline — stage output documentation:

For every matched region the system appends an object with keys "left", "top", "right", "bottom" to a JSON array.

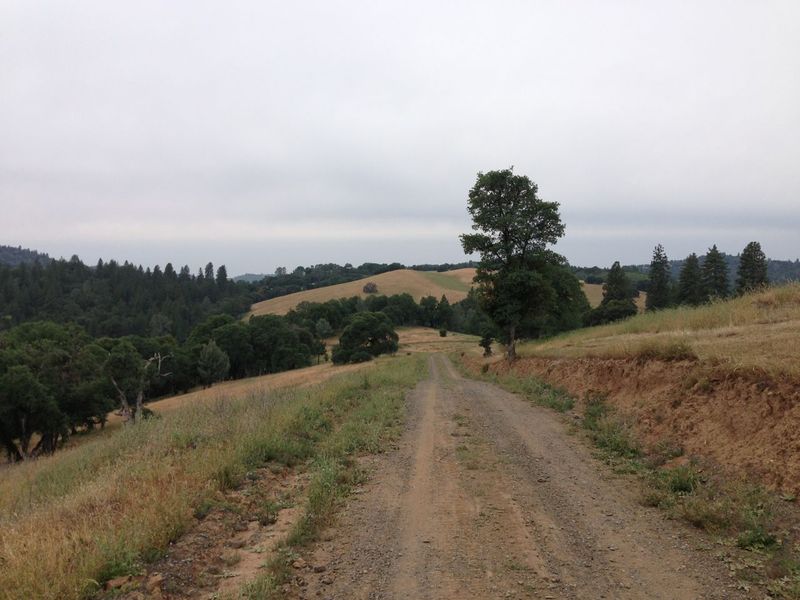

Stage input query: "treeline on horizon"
[{"left": 573, "top": 249, "right": 800, "bottom": 290}]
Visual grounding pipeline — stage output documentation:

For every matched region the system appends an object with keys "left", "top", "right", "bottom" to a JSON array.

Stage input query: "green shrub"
[
  {"left": 350, "top": 351, "right": 373, "bottom": 363},
  {"left": 582, "top": 393, "right": 639, "bottom": 458},
  {"left": 663, "top": 465, "right": 700, "bottom": 494}
]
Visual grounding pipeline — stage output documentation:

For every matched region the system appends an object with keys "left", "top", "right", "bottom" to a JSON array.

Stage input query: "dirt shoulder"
[
  {"left": 296, "top": 355, "right": 755, "bottom": 599},
  {"left": 471, "top": 355, "right": 800, "bottom": 496}
]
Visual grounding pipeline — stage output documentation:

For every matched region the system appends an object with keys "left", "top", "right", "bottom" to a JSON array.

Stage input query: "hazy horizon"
[{"left": 3, "top": 1, "right": 798, "bottom": 274}]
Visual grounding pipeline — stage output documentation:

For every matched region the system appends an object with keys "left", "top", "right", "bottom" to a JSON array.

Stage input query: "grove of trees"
[
  {"left": 331, "top": 312, "right": 399, "bottom": 364},
  {"left": 641, "top": 241, "right": 770, "bottom": 313}
]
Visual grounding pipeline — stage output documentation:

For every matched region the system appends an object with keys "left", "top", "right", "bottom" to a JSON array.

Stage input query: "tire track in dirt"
[{"left": 297, "top": 355, "right": 755, "bottom": 599}]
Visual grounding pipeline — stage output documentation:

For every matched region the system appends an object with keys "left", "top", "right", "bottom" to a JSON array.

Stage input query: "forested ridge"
[
  {"left": 0, "top": 244, "right": 51, "bottom": 267},
  {"left": 0, "top": 256, "right": 254, "bottom": 339}
]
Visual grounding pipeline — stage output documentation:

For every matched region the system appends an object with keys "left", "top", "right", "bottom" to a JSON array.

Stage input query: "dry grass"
[
  {"left": 105, "top": 361, "right": 373, "bottom": 426},
  {"left": 248, "top": 268, "right": 476, "bottom": 317},
  {"left": 520, "top": 283, "right": 800, "bottom": 377},
  {"left": 396, "top": 326, "right": 479, "bottom": 354},
  {"left": 0, "top": 355, "right": 425, "bottom": 600}
]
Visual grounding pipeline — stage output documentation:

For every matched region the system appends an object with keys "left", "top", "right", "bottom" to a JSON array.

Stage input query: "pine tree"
[
  {"left": 736, "top": 241, "right": 768, "bottom": 294},
  {"left": 584, "top": 261, "right": 637, "bottom": 325},
  {"left": 677, "top": 253, "right": 705, "bottom": 305},
  {"left": 215, "top": 265, "right": 228, "bottom": 289},
  {"left": 701, "top": 245, "right": 729, "bottom": 299},
  {"left": 645, "top": 244, "right": 672, "bottom": 311},
  {"left": 602, "top": 261, "right": 633, "bottom": 304},
  {"left": 435, "top": 295, "right": 453, "bottom": 329}
]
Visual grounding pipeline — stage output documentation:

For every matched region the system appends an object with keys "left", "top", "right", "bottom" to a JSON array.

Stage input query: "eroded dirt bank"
[
  {"left": 296, "top": 355, "right": 755, "bottom": 599},
  {"left": 468, "top": 356, "right": 800, "bottom": 496}
]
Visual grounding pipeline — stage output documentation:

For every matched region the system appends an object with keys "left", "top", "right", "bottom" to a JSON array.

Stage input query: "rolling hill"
[{"left": 249, "top": 268, "right": 476, "bottom": 316}]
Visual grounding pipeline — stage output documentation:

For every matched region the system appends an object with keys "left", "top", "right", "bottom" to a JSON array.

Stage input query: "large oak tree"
[{"left": 460, "top": 168, "right": 570, "bottom": 360}]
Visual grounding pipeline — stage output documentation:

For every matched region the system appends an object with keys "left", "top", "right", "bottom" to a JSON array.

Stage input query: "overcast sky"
[{"left": 2, "top": 1, "right": 798, "bottom": 275}]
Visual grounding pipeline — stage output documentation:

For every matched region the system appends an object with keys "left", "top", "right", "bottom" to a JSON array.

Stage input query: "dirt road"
[{"left": 300, "top": 355, "right": 753, "bottom": 599}]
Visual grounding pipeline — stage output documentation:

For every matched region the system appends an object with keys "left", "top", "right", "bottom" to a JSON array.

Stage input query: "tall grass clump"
[{"left": 0, "top": 354, "right": 425, "bottom": 600}]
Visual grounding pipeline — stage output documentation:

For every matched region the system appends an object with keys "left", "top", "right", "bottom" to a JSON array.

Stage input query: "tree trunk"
[
  {"left": 134, "top": 390, "right": 144, "bottom": 422},
  {"left": 110, "top": 376, "right": 133, "bottom": 424},
  {"left": 507, "top": 325, "right": 517, "bottom": 361}
]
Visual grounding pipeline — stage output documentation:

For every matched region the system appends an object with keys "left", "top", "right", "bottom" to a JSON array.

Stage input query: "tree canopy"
[
  {"left": 736, "top": 241, "right": 768, "bottom": 294},
  {"left": 331, "top": 312, "right": 399, "bottom": 364},
  {"left": 585, "top": 261, "right": 637, "bottom": 325},
  {"left": 702, "top": 245, "right": 729, "bottom": 299},
  {"left": 645, "top": 244, "right": 672, "bottom": 311},
  {"left": 677, "top": 253, "right": 706, "bottom": 306},
  {"left": 460, "top": 168, "right": 584, "bottom": 358}
]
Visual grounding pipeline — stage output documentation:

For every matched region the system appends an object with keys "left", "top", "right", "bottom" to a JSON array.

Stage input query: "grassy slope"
[
  {"left": 521, "top": 283, "right": 800, "bottom": 377},
  {"left": 249, "top": 268, "right": 476, "bottom": 317},
  {"left": 0, "top": 355, "right": 426, "bottom": 600}
]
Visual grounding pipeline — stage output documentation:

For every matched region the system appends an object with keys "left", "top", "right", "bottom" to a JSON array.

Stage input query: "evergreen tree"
[
  {"left": 215, "top": 265, "right": 228, "bottom": 289},
  {"left": 419, "top": 295, "right": 438, "bottom": 327},
  {"left": 677, "top": 253, "right": 705, "bottom": 305},
  {"left": 584, "top": 261, "right": 637, "bottom": 325},
  {"left": 701, "top": 245, "right": 729, "bottom": 299},
  {"left": 204, "top": 262, "right": 215, "bottom": 281},
  {"left": 645, "top": 244, "right": 672, "bottom": 311},
  {"left": 197, "top": 340, "right": 230, "bottom": 387},
  {"left": 435, "top": 295, "right": 453, "bottom": 329},
  {"left": 602, "top": 261, "right": 633, "bottom": 303},
  {"left": 736, "top": 241, "right": 768, "bottom": 294}
]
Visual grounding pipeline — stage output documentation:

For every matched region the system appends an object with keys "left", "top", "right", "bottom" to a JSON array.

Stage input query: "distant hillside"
[
  {"left": 0, "top": 245, "right": 51, "bottom": 267},
  {"left": 236, "top": 261, "right": 478, "bottom": 298},
  {"left": 249, "top": 268, "right": 476, "bottom": 316}
]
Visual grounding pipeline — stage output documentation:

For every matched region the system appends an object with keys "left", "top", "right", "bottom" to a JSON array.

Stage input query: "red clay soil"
[{"left": 466, "top": 356, "right": 800, "bottom": 496}]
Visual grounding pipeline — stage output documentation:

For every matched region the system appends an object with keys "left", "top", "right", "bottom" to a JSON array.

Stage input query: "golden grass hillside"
[
  {"left": 249, "top": 269, "right": 476, "bottom": 317},
  {"left": 521, "top": 283, "right": 800, "bottom": 378}
]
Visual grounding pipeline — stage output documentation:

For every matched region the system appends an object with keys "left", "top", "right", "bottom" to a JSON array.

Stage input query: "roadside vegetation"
[{"left": 0, "top": 354, "right": 425, "bottom": 600}]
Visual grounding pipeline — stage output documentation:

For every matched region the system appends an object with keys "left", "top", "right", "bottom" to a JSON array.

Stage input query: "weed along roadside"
[
  {"left": 459, "top": 355, "right": 800, "bottom": 597},
  {"left": 0, "top": 354, "right": 426, "bottom": 600}
]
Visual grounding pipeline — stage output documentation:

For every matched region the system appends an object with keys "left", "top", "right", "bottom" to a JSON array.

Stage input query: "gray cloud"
[{"left": 2, "top": 0, "right": 798, "bottom": 273}]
